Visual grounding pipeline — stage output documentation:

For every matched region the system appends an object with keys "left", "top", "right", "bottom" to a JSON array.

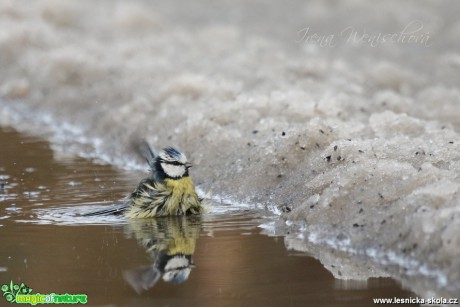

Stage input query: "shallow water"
[
  {"left": 1, "top": 0, "right": 460, "bottom": 299},
  {"left": 0, "top": 128, "right": 419, "bottom": 306}
]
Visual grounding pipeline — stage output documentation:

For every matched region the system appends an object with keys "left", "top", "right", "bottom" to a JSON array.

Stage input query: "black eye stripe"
[{"left": 160, "top": 160, "right": 184, "bottom": 166}]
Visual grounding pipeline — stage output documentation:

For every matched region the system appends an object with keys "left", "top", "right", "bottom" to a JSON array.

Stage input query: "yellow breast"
[
  {"left": 126, "top": 176, "right": 203, "bottom": 218},
  {"left": 163, "top": 177, "right": 202, "bottom": 215}
]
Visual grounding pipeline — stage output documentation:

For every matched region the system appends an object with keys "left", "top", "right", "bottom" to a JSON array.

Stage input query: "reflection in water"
[
  {"left": 123, "top": 216, "right": 201, "bottom": 293},
  {"left": 0, "top": 127, "right": 419, "bottom": 305}
]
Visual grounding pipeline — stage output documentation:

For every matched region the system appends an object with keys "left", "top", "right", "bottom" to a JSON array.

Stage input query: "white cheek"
[
  {"left": 165, "top": 256, "right": 189, "bottom": 271},
  {"left": 161, "top": 163, "right": 185, "bottom": 178}
]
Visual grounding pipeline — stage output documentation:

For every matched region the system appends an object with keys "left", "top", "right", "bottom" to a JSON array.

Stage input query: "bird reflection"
[{"left": 122, "top": 216, "right": 201, "bottom": 293}]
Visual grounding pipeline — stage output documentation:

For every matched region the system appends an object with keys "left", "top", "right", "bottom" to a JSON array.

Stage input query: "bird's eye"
[{"left": 159, "top": 158, "right": 184, "bottom": 166}]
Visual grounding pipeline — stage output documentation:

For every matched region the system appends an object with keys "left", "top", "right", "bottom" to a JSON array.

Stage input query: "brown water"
[{"left": 0, "top": 127, "right": 417, "bottom": 306}]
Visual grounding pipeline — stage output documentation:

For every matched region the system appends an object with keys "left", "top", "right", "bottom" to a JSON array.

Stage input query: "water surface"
[{"left": 0, "top": 128, "right": 416, "bottom": 306}]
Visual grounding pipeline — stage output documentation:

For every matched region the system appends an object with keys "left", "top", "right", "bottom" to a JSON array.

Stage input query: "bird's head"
[{"left": 156, "top": 147, "right": 191, "bottom": 179}]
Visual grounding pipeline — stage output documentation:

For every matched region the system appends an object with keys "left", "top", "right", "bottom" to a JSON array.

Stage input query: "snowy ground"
[{"left": 1, "top": 0, "right": 459, "bottom": 297}]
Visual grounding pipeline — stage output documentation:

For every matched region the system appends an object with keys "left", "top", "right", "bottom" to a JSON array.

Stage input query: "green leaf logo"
[{"left": 1, "top": 280, "right": 33, "bottom": 303}]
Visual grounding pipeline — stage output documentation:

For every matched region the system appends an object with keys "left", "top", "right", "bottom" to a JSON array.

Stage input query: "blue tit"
[
  {"left": 122, "top": 216, "right": 199, "bottom": 293},
  {"left": 123, "top": 255, "right": 194, "bottom": 294},
  {"left": 83, "top": 141, "right": 204, "bottom": 218}
]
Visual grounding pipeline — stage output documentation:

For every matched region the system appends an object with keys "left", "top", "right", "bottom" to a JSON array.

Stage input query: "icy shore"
[{"left": 1, "top": 0, "right": 459, "bottom": 296}]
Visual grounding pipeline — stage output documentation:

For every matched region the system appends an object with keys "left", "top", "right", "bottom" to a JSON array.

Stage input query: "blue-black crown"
[{"left": 163, "top": 147, "right": 182, "bottom": 158}]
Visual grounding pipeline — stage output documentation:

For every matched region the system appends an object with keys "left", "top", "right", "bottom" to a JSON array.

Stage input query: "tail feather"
[{"left": 81, "top": 203, "right": 127, "bottom": 217}]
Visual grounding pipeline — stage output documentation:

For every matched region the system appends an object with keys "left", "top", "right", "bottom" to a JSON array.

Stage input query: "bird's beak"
[{"left": 185, "top": 162, "right": 192, "bottom": 169}]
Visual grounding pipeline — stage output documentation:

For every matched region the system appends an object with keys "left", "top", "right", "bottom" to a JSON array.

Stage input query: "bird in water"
[
  {"left": 122, "top": 216, "right": 200, "bottom": 293},
  {"left": 83, "top": 141, "right": 204, "bottom": 218}
]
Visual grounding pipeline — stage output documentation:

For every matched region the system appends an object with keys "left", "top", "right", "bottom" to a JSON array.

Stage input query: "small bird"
[
  {"left": 83, "top": 141, "right": 204, "bottom": 218},
  {"left": 123, "top": 216, "right": 200, "bottom": 293}
]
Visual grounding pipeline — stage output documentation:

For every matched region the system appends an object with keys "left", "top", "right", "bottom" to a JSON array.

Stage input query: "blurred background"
[{"left": 1, "top": 0, "right": 459, "bottom": 305}]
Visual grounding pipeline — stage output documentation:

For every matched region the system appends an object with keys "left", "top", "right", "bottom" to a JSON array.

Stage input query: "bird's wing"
[
  {"left": 134, "top": 139, "right": 157, "bottom": 167},
  {"left": 133, "top": 139, "right": 163, "bottom": 182},
  {"left": 123, "top": 265, "right": 162, "bottom": 294}
]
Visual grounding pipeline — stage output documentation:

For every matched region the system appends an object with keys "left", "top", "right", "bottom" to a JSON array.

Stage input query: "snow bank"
[{"left": 1, "top": 0, "right": 459, "bottom": 296}]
